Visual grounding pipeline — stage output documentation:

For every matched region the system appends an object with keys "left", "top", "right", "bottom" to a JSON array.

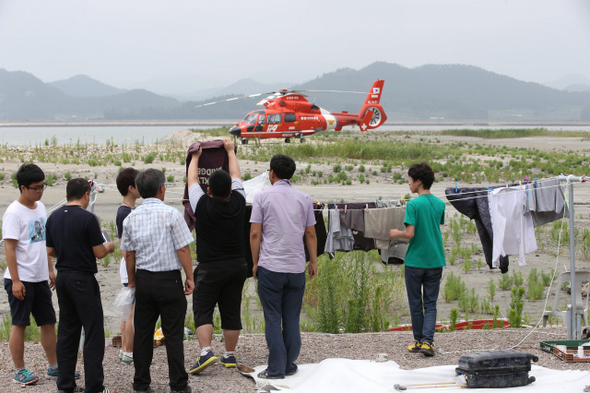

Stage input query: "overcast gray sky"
[{"left": 1, "top": 0, "right": 589, "bottom": 95}]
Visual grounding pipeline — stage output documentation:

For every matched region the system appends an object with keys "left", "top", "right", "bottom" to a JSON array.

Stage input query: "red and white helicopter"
[{"left": 197, "top": 80, "right": 387, "bottom": 144}]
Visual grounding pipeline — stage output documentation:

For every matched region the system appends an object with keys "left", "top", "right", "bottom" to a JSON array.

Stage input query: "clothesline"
[{"left": 96, "top": 180, "right": 583, "bottom": 211}]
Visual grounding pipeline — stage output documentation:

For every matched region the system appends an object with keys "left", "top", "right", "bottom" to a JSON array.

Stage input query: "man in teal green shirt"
[{"left": 389, "top": 162, "right": 446, "bottom": 357}]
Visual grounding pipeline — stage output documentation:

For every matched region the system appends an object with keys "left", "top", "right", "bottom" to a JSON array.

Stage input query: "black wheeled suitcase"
[{"left": 455, "top": 350, "right": 538, "bottom": 388}]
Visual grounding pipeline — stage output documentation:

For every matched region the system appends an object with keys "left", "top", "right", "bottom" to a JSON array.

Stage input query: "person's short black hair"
[
  {"left": 116, "top": 167, "right": 139, "bottom": 196},
  {"left": 208, "top": 169, "right": 231, "bottom": 198},
  {"left": 408, "top": 162, "right": 435, "bottom": 190},
  {"left": 66, "top": 178, "right": 91, "bottom": 201},
  {"left": 270, "top": 155, "right": 296, "bottom": 180},
  {"left": 16, "top": 163, "right": 45, "bottom": 193},
  {"left": 135, "top": 169, "right": 165, "bottom": 199}
]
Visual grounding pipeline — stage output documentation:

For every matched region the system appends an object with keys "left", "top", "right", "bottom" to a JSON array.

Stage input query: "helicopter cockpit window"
[
  {"left": 284, "top": 113, "right": 296, "bottom": 123},
  {"left": 258, "top": 115, "right": 265, "bottom": 125},
  {"left": 268, "top": 114, "right": 282, "bottom": 124},
  {"left": 243, "top": 114, "right": 258, "bottom": 124}
]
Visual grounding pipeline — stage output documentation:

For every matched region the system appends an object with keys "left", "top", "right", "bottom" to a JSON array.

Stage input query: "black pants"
[
  {"left": 55, "top": 270, "right": 105, "bottom": 393},
  {"left": 133, "top": 270, "right": 188, "bottom": 392}
]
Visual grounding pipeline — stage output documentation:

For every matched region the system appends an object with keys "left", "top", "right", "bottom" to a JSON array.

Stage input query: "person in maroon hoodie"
[{"left": 186, "top": 138, "right": 248, "bottom": 375}]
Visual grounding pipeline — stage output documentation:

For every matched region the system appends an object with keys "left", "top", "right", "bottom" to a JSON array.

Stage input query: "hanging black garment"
[
  {"left": 304, "top": 203, "right": 327, "bottom": 261},
  {"left": 445, "top": 187, "right": 510, "bottom": 274}
]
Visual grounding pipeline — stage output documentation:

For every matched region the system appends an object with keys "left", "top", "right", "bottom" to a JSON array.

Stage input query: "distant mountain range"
[{"left": 1, "top": 63, "right": 590, "bottom": 121}]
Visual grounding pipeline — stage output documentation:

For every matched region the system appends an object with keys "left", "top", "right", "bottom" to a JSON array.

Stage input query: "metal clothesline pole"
[{"left": 557, "top": 174, "right": 585, "bottom": 340}]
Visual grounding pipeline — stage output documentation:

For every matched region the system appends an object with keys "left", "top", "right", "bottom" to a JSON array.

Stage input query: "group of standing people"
[{"left": 2, "top": 143, "right": 446, "bottom": 393}]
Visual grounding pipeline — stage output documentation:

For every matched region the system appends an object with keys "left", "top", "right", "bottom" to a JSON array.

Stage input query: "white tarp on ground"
[{"left": 246, "top": 359, "right": 590, "bottom": 392}]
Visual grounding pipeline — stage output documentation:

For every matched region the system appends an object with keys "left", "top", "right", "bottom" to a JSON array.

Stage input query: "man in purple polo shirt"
[{"left": 250, "top": 154, "right": 318, "bottom": 380}]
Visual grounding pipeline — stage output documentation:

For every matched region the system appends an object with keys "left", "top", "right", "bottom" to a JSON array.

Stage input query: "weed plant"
[
  {"left": 507, "top": 287, "right": 525, "bottom": 328},
  {"left": 303, "top": 252, "right": 405, "bottom": 333},
  {"left": 513, "top": 271, "right": 524, "bottom": 287},
  {"left": 441, "top": 272, "right": 467, "bottom": 302},
  {"left": 498, "top": 273, "right": 513, "bottom": 290},
  {"left": 462, "top": 255, "right": 472, "bottom": 273},
  {"left": 487, "top": 278, "right": 496, "bottom": 301}
]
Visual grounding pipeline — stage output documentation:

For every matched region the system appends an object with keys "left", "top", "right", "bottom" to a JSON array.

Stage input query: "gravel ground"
[{"left": 0, "top": 327, "right": 588, "bottom": 392}]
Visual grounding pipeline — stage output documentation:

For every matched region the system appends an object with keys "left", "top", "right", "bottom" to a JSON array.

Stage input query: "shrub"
[
  {"left": 498, "top": 273, "right": 513, "bottom": 290},
  {"left": 304, "top": 252, "right": 405, "bottom": 333}
]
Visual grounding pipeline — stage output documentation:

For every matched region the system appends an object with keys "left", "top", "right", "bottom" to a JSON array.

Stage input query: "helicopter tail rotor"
[{"left": 358, "top": 80, "right": 387, "bottom": 129}]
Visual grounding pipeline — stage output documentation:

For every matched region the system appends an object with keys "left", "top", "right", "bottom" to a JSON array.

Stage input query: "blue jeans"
[
  {"left": 257, "top": 267, "right": 306, "bottom": 377},
  {"left": 405, "top": 266, "right": 443, "bottom": 344}
]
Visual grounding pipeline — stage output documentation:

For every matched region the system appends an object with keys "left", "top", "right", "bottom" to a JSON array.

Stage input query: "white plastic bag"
[
  {"left": 243, "top": 171, "right": 272, "bottom": 203},
  {"left": 108, "top": 286, "right": 135, "bottom": 321}
]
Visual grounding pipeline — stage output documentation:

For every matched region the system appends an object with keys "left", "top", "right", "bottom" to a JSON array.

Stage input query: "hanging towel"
[
  {"left": 525, "top": 179, "right": 569, "bottom": 227},
  {"left": 364, "top": 206, "right": 407, "bottom": 249},
  {"left": 489, "top": 186, "right": 537, "bottom": 267},
  {"left": 324, "top": 209, "right": 354, "bottom": 254}
]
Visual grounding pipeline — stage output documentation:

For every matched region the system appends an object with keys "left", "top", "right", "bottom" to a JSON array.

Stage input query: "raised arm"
[
  {"left": 187, "top": 146, "right": 202, "bottom": 190},
  {"left": 224, "top": 138, "right": 240, "bottom": 179}
]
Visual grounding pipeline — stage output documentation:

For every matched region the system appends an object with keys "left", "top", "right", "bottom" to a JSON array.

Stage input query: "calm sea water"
[{"left": 0, "top": 124, "right": 589, "bottom": 147}]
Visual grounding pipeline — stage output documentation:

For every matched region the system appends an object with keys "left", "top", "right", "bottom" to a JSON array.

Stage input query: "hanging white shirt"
[{"left": 489, "top": 186, "right": 537, "bottom": 267}]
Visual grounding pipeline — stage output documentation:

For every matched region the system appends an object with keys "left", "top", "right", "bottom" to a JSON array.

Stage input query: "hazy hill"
[
  {"left": 49, "top": 74, "right": 127, "bottom": 97},
  {"left": 544, "top": 74, "right": 590, "bottom": 91},
  {"left": 2, "top": 64, "right": 590, "bottom": 121},
  {"left": 0, "top": 69, "right": 178, "bottom": 121}
]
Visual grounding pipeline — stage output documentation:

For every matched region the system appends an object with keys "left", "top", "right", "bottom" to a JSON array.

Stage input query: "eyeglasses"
[{"left": 25, "top": 183, "right": 47, "bottom": 193}]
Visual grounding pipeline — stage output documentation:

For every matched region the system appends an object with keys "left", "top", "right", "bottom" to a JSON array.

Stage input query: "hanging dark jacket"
[{"left": 445, "top": 187, "right": 510, "bottom": 273}]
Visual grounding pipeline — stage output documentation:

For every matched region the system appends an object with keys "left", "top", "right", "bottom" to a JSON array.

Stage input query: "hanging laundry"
[
  {"left": 324, "top": 209, "right": 355, "bottom": 254},
  {"left": 525, "top": 179, "right": 569, "bottom": 227},
  {"left": 304, "top": 203, "right": 328, "bottom": 261},
  {"left": 335, "top": 202, "right": 376, "bottom": 252},
  {"left": 489, "top": 186, "right": 537, "bottom": 267},
  {"left": 446, "top": 187, "right": 510, "bottom": 273},
  {"left": 364, "top": 206, "right": 407, "bottom": 249},
  {"left": 380, "top": 243, "right": 407, "bottom": 265}
]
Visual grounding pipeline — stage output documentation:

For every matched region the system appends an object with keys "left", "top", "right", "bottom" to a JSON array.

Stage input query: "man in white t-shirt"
[{"left": 2, "top": 164, "right": 66, "bottom": 386}]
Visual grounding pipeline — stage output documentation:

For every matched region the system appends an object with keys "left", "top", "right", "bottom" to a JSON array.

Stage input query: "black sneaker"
[
  {"left": 420, "top": 341, "right": 435, "bottom": 357},
  {"left": 407, "top": 341, "right": 422, "bottom": 353}
]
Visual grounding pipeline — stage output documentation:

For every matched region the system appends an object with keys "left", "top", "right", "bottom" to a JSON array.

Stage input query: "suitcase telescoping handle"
[{"left": 394, "top": 381, "right": 467, "bottom": 390}]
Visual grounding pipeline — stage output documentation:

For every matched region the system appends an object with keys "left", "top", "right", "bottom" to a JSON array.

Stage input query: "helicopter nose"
[{"left": 229, "top": 126, "right": 241, "bottom": 137}]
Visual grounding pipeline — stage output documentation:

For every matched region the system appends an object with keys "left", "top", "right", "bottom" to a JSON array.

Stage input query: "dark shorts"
[
  {"left": 193, "top": 261, "right": 247, "bottom": 330},
  {"left": 4, "top": 278, "right": 57, "bottom": 326}
]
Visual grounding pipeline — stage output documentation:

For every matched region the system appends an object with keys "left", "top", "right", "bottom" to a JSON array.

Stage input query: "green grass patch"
[{"left": 440, "top": 128, "right": 590, "bottom": 139}]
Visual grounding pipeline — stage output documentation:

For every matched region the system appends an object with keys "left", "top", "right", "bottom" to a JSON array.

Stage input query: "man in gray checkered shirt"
[{"left": 121, "top": 168, "right": 195, "bottom": 393}]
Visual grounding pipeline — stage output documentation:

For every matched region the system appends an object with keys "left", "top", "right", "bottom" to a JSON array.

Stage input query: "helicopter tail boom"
[{"left": 358, "top": 80, "right": 387, "bottom": 129}]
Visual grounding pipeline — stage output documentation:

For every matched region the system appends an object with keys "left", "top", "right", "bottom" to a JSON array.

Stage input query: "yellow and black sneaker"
[
  {"left": 420, "top": 341, "right": 435, "bottom": 357},
  {"left": 189, "top": 351, "right": 218, "bottom": 374},
  {"left": 407, "top": 341, "right": 422, "bottom": 353}
]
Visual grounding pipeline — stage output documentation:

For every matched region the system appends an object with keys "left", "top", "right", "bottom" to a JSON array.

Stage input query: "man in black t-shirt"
[
  {"left": 46, "top": 178, "right": 115, "bottom": 393},
  {"left": 187, "top": 138, "right": 248, "bottom": 375}
]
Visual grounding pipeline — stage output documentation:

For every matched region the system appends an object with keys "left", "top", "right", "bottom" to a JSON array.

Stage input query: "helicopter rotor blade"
[
  {"left": 195, "top": 89, "right": 363, "bottom": 108},
  {"left": 194, "top": 91, "right": 277, "bottom": 108},
  {"left": 294, "top": 89, "right": 365, "bottom": 94}
]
